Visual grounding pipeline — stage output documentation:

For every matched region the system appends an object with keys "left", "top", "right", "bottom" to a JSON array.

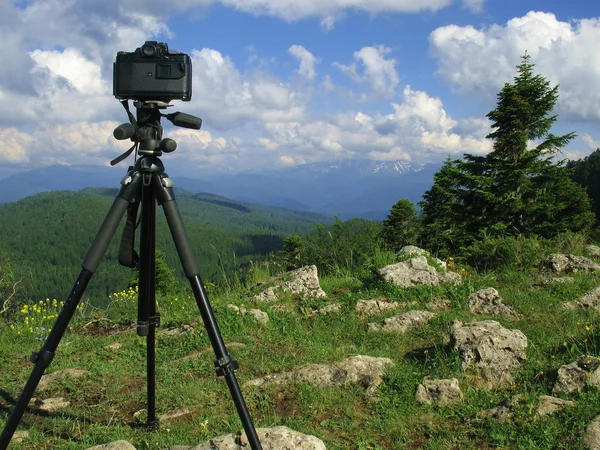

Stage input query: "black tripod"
[{"left": 0, "top": 101, "right": 262, "bottom": 450}]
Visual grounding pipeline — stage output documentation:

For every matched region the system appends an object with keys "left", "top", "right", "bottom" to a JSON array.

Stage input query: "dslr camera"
[{"left": 113, "top": 41, "right": 192, "bottom": 103}]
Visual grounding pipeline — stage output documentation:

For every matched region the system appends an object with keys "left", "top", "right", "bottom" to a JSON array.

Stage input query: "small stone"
[
  {"left": 31, "top": 397, "right": 69, "bottom": 413},
  {"left": 415, "top": 377, "right": 463, "bottom": 406},
  {"left": 38, "top": 368, "right": 91, "bottom": 390},
  {"left": 537, "top": 395, "right": 575, "bottom": 417},
  {"left": 85, "top": 441, "right": 137, "bottom": 450},
  {"left": 355, "top": 298, "right": 400, "bottom": 317},
  {"left": 368, "top": 310, "right": 435, "bottom": 334}
]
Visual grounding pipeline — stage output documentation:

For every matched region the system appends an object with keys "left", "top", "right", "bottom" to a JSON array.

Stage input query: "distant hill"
[
  {"left": 0, "top": 159, "right": 439, "bottom": 219},
  {"left": 0, "top": 188, "right": 330, "bottom": 305}
]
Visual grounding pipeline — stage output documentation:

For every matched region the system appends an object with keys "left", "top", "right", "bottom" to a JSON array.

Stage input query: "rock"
[
  {"left": 172, "top": 426, "right": 326, "bottom": 450},
  {"left": 536, "top": 395, "right": 575, "bottom": 417},
  {"left": 377, "top": 256, "right": 461, "bottom": 289},
  {"left": 415, "top": 377, "right": 463, "bottom": 406},
  {"left": 38, "top": 368, "right": 91, "bottom": 390},
  {"left": 85, "top": 441, "right": 137, "bottom": 450},
  {"left": 159, "top": 407, "right": 198, "bottom": 422},
  {"left": 355, "top": 298, "right": 401, "bottom": 317},
  {"left": 245, "top": 355, "right": 394, "bottom": 396},
  {"left": 586, "top": 245, "right": 600, "bottom": 258},
  {"left": 228, "top": 304, "right": 269, "bottom": 325},
  {"left": 538, "top": 277, "right": 575, "bottom": 287},
  {"left": 253, "top": 287, "right": 280, "bottom": 303},
  {"left": 253, "top": 266, "right": 326, "bottom": 302},
  {"left": 566, "top": 287, "right": 600, "bottom": 312},
  {"left": 105, "top": 342, "right": 122, "bottom": 351},
  {"left": 398, "top": 246, "right": 447, "bottom": 270},
  {"left": 476, "top": 395, "right": 524, "bottom": 422},
  {"left": 452, "top": 320, "right": 527, "bottom": 390},
  {"left": 306, "top": 303, "right": 342, "bottom": 317},
  {"left": 158, "top": 324, "right": 194, "bottom": 337},
  {"left": 426, "top": 298, "right": 451, "bottom": 311},
  {"left": 546, "top": 254, "right": 600, "bottom": 273},
  {"left": 552, "top": 356, "right": 600, "bottom": 396},
  {"left": 584, "top": 415, "right": 600, "bottom": 450},
  {"left": 368, "top": 310, "right": 435, "bottom": 334},
  {"left": 12, "top": 430, "right": 29, "bottom": 443},
  {"left": 468, "top": 287, "right": 519, "bottom": 317},
  {"left": 31, "top": 397, "right": 69, "bottom": 413}
]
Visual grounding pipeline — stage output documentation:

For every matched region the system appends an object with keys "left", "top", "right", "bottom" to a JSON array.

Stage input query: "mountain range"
[{"left": 0, "top": 159, "right": 439, "bottom": 219}]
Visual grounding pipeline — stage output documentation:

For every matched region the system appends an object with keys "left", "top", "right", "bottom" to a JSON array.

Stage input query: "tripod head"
[{"left": 111, "top": 100, "right": 202, "bottom": 166}]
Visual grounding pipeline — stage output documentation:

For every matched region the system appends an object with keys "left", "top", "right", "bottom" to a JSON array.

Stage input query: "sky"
[{"left": 1, "top": 0, "right": 600, "bottom": 178}]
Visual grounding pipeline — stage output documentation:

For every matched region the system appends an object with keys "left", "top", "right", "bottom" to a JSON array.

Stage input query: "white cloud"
[
  {"left": 462, "top": 0, "right": 484, "bottom": 13},
  {"left": 288, "top": 45, "right": 319, "bottom": 81},
  {"left": 219, "top": 0, "right": 452, "bottom": 27},
  {"left": 334, "top": 46, "right": 400, "bottom": 98},
  {"left": 429, "top": 11, "right": 600, "bottom": 122}
]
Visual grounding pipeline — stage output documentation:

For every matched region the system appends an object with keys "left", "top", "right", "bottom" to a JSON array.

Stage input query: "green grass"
[{"left": 2, "top": 262, "right": 600, "bottom": 449}]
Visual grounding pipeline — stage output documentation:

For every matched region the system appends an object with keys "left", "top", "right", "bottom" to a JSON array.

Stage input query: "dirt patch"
[
  {"left": 272, "top": 388, "right": 302, "bottom": 419},
  {"left": 75, "top": 318, "right": 133, "bottom": 336}
]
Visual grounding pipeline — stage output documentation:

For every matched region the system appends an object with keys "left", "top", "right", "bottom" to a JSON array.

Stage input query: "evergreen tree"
[
  {"left": 568, "top": 148, "right": 600, "bottom": 224},
  {"left": 419, "top": 54, "right": 594, "bottom": 252},
  {"left": 380, "top": 198, "right": 419, "bottom": 251}
]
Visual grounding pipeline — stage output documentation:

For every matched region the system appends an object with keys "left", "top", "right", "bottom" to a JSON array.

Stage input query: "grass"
[{"left": 2, "top": 260, "right": 600, "bottom": 449}]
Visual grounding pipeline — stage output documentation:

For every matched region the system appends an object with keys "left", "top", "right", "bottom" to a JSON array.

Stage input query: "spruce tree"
[
  {"left": 419, "top": 54, "right": 594, "bottom": 252},
  {"left": 380, "top": 198, "right": 419, "bottom": 251}
]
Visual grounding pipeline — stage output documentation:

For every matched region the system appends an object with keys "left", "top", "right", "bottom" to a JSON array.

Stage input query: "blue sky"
[{"left": 1, "top": 0, "right": 600, "bottom": 177}]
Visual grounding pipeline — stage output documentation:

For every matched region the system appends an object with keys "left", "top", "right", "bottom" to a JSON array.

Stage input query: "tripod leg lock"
[
  {"left": 29, "top": 350, "right": 55, "bottom": 370},
  {"left": 214, "top": 355, "right": 239, "bottom": 377}
]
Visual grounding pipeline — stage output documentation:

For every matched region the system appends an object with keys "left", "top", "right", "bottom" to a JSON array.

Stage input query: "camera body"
[{"left": 113, "top": 41, "right": 192, "bottom": 103}]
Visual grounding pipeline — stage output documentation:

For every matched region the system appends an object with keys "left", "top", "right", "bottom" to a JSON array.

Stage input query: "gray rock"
[
  {"left": 476, "top": 395, "right": 525, "bottom": 422},
  {"left": 85, "top": 442, "right": 137, "bottom": 450},
  {"left": 586, "top": 245, "right": 600, "bottom": 258},
  {"left": 245, "top": 355, "right": 394, "bottom": 396},
  {"left": 377, "top": 257, "right": 460, "bottom": 289},
  {"left": 355, "top": 298, "right": 401, "bottom": 317},
  {"left": 38, "top": 368, "right": 91, "bottom": 390},
  {"left": 172, "top": 426, "right": 326, "bottom": 450},
  {"left": 569, "top": 286, "right": 600, "bottom": 312},
  {"left": 468, "top": 287, "right": 519, "bottom": 317},
  {"left": 426, "top": 298, "right": 451, "bottom": 311},
  {"left": 306, "top": 303, "right": 342, "bottom": 317},
  {"left": 552, "top": 356, "right": 600, "bottom": 396},
  {"left": 536, "top": 395, "right": 575, "bottom": 417},
  {"left": 546, "top": 254, "right": 600, "bottom": 273},
  {"left": 30, "top": 397, "right": 69, "bottom": 413},
  {"left": 253, "top": 266, "right": 326, "bottom": 302},
  {"left": 415, "top": 377, "right": 463, "bottom": 406},
  {"left": 368, "top": 310, "right": 435, "bottom": 334},
  {"left": 398, "top": 246, "right": 447, "bottom": 270},
  {"left": 583, "top": 415, "right": 600, "bottom": 450},
  {"left": 452, "top": 320, "right": 527, "bottom": 390},
  {"left": 12, "top": 430, "right": 29, "bottom": 443},
  {"left": 228, "top": 304, "right": 269, "bottom": 325}
]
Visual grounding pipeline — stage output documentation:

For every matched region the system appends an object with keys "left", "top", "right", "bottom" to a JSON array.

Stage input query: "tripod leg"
[
  {"left": 153, "top": 176, "right": 262, "bottom": 450},
  {"left": 0, "top": 175, "right": 141, "bottom": 450}
]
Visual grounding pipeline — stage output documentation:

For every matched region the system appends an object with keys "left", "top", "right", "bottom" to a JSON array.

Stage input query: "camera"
[{"left": 113, "top": 41, "right": 192, "bottom": 103}]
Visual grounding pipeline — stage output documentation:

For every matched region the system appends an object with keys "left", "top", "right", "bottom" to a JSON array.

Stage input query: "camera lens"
[{"left": 142, "top": 44, "right": 157, "bottom": 57}]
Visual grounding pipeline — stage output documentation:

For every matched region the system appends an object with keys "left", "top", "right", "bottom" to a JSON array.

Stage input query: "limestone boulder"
[
  {"left": 377, "top": 256, "right": 460, "bottom": 289},
  {"left": 452, "top": 320, "right": 527, "bottom": 390},
  {"left": 355, "top": 298, "right": 401, "bottom": 317},
  {"left": 368, "top": 310, "right": 435, "bottom": 334},
  {"left": 546, "top": 254, "right": 600, "bottom": 273},
  {"left": 86, "top": 442, "right": 137, "bottom": 450},
  {"left": 586, "top": 245, "right": 600, "bottom": 258},
  {"left": 415, "top": 377, "right": 463, "bottom": 406},
  {"left": 552, "top": 355, "right": 600, "bottom": 396},
  {"left": 169, "top": 426, "right": 326, "bottom": 450},
  {"left": 228, "top": 304, "right": 269, "bottom": 325},
  {"left": 252, "top": 266, "right": 326, "bottom": 302},
  {"left": 584, "top": 415, "right": 600, "bottom": 450},
  {"left": 245, "top": 355, "right": 393, "bottom": 396},
  {"left": 468, "top": 287, "right": 519, "bottom": 317}
]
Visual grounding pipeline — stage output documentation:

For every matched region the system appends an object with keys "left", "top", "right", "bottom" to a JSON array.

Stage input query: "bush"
[{"left": 465, "top": 235, "right": 551, "bottom": 272}]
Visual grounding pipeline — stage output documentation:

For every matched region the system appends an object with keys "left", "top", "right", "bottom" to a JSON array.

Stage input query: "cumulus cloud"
[
  {"left": 334, "top": 46, "right": 400, "bottom": 98},
  {"left": 429, "top": 11, "right": 600, "bottom": 122},
  {"left": 288, "top": 45, "right": 319, "bottom": 81}
]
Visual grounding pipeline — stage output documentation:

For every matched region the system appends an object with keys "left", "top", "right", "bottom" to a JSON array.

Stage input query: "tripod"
[{"left": 0, "top": 101, "right": 263, "bottom": 450}]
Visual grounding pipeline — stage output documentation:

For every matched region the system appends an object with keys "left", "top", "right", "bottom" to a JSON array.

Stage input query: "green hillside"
[{"left": 0, "top": 188, "right": 330, "bottom": 305}]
